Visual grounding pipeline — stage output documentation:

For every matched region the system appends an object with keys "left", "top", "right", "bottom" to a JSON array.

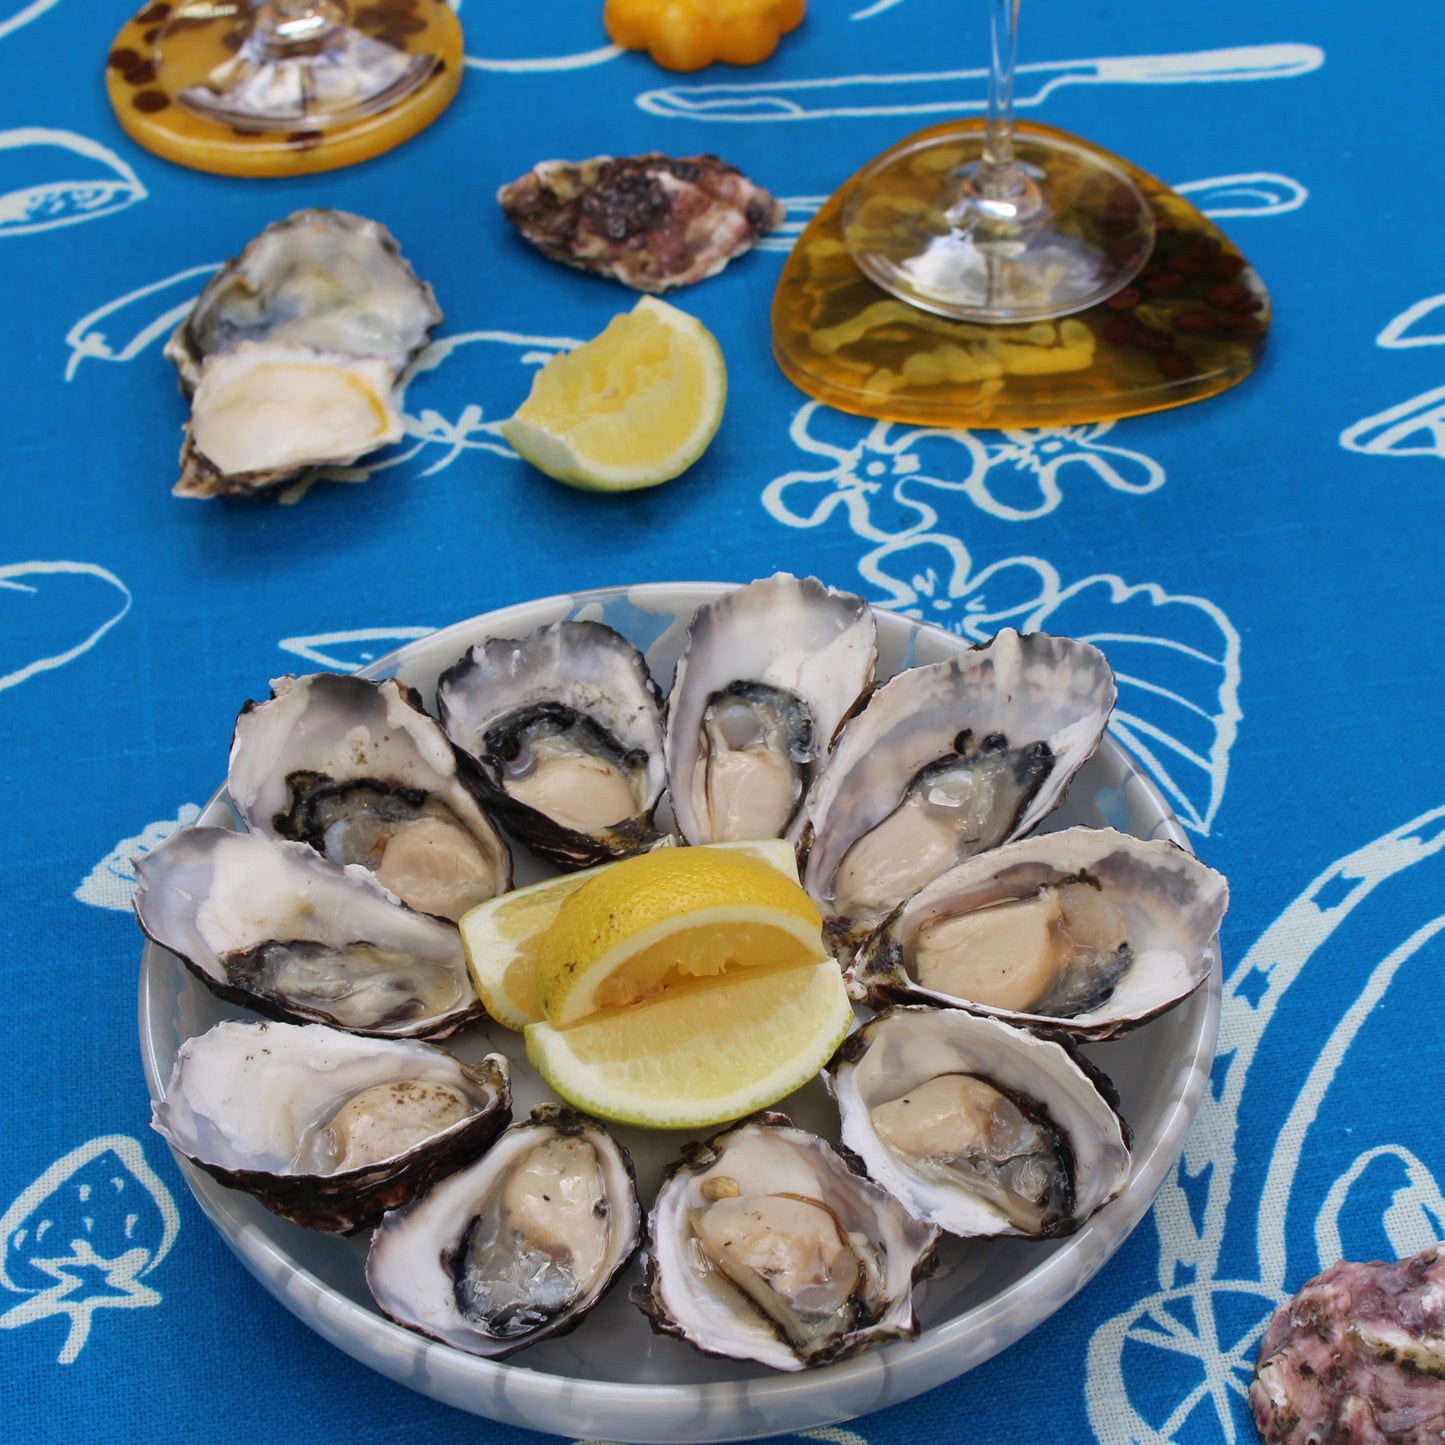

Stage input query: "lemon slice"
[
  {"left": 499, "top": 296, "right": 726, "bottom": 492},
  {"left": 525, "top": 958, "right": 853, "bottom": 1129},
  {"left": 536, "top": 845, "right": 826, "bottom": 1027},
  {"left": 460, "top": 838, "right": 800, "bottom": 1031}
]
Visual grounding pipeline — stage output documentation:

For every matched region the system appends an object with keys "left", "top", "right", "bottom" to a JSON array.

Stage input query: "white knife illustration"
[{"left": 636, "top": 43, "right": 1324, "bottom": 121}]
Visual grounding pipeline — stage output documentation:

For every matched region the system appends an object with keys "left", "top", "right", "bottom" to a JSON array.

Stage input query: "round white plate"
[{"left": 138, "top": 581, "right": 1221, "bottom": 1443}]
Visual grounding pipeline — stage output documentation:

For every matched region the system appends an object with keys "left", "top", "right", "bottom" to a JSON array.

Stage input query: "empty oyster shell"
[
  {"left": 228, "top": 673, "right": 512, "bottom": 922},
  {"left": 366, "top": 1105, "right": 640, "bottom": 1357},
  {"left": 165, "top": 208, "right": 442, "bottom": 498},
  {"left": 634, "top": 1112, "right": 938, "bottom": 1371},
  {"left": 166, "top": 208, "right": 441, "bottom": 393},
  {"left": 151, "top": 1019, "right": 511, "bottom": 1233},
  {"left": 498, "top": 153, "right": 785, "bottom": 292},
  {"left": 800, "top": 629, "right": 1116, "bottom": 955},
  {"left": 828, "top": 1007, "right": 1132, "bottom": 1239},
  {"left": 850, "top": 827, "right": 1229, "bottom": 1041},
  {"left": 664, "top": 573, "right": 877, "bottom": 845},
  {"left": 437, "top": 621, "right": 666, "bottom": 868},
  {"left": 134, "top": 827, "right": 483, "bottom": 1037}
]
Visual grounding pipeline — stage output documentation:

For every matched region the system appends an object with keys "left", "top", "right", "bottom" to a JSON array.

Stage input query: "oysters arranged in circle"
[
  {"left": 829, "top": 1007, "right": 1132, "bottom": 1240},
  {"left": 366, "top": 1105, "right": 640, "bottom": 1357},
  {"left": 437, "top": 621, "right": 667, "bottom": 868},
  {"left": 229, "top": 672, "right": 512, "bottom": 922},
  {"left": 134, "top": 827, "right": 483, "bottom": 1037},
  {"left": 151, "top": 1019, "right": 511, "bottom": 1233},
  {"left": 664, "top": 572, "right": 877, "bottom": 845},
  {"left": 800, "top": 628, "right": 1117, "bottom": 955},
  {"left": 165, "top": 208, "right": 442, "bottom": 498},
  {"left": 634, "top": 1112, "right": 938, "bottom": 1371},
  {"left": 850, "top": 826, "right": 1229, "bottom": 1040}
]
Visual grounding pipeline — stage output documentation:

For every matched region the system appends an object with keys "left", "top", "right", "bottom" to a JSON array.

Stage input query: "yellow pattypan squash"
[{"left": 604, "top": 0, "right": 806, "bottom": 72}]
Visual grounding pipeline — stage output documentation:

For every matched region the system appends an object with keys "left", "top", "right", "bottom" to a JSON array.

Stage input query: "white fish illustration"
[
  {"left": 0, "top": 561, "right": 132, "bottom": 692},
  {"left": 0, "top": 1136, "right": 180, "bottom": 1363},
  {"left": 277, "top": 627, "right": 436, "bottom": 671},
  {"left": 0, "top": 128, "right": 146, "bottom": 237},
  {"left": 635, "top": 43, "right": 1324, "bottom": 122},
  {"left": 64, "top": 264, "right": 217, "bottom": 381},
  {"left": 1377, "top": 294, "right": 1445, "bottom": 349},
  {"left": 74, "top": 805, "right": 202, "bottom": 911},
  {"left": 1341, "top": 385, "right": 1445, "bottom": 461}
]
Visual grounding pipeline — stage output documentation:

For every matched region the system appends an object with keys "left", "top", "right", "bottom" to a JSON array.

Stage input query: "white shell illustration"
[{"left": 0, "top": 128, "right": 146, "bottom": 238}]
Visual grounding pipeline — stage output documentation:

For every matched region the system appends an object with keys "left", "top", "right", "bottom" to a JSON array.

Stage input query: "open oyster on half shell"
[
  {"left": 152, "top": 1019, "right": 511, "bottom": 1233},
  {"left": 228, "top": 672, "right": 512, "bottom": 922},
  {"left": 850, "top": 826, "right": 1229, "bottom": 1041},
  {"left": 664, "top": 573, "right": 878, "bottom": 845},
  {"left": 800, "top": 629, "right": 1117, "bottom": 956},
  {"left": 134, "top": 827, "right": 483, "bottom": 1038},
  {"left": 366, "top": 1105, "right": 640, "bottom": 1358},
  {"left": 165, "top": 208, "right": 442, "bottom": 498},
  {"left": 437, "top": 621, "right": 667, "bottom": 868},
  {"left": 829, "top": 1007, "right": 1132, "bottom": 1240},
  {"left": 634, "top": 1112, "right": 938, "bottom": 1371}
]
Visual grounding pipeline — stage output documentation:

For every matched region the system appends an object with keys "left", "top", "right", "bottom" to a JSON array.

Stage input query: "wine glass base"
[
  {"left": 772, "top": 118, "right": 1270, "bottom": 428},
  {"left": 105, "top": 0, "right": 463, "bottom": 177},
  {"left": 843, "top": 130, "right": 1155, "bottom": 323}
]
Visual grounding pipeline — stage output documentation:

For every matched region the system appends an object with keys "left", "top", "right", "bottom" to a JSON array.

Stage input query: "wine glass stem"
[{"left": 978, "top": 0, "right": 1023, "bottom": 201}]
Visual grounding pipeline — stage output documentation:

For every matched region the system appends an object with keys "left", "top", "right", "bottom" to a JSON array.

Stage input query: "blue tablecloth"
[{"left": 5, "top": 1, "right": 1445, "bottom": 1441}]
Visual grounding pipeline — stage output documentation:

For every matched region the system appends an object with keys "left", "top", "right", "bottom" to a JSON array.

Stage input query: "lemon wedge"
[
  {"left": 459, "top": 838, "right": 799, "bottom": 1031},
  {"left": 523, "top": 844, "right": 852, "bottom": 1129},
  {"left": 525, "top": 959, "right": 852, "bottom": 1130},
  {"left": 499, "top": 296, "right": 726, "bottom": 492}
]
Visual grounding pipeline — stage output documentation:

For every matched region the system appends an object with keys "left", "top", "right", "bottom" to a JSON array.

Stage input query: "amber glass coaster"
[
  {"left": 772, "top": 119, "right": 1270, "bottom": 428},
  {"left": 105, "top": 0, "right": 463, "bottom": 178}
]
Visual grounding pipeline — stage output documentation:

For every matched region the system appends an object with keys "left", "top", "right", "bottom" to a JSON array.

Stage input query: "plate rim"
[{"left": 137, "top": 578, "right": 1223, "bottom": 1442}]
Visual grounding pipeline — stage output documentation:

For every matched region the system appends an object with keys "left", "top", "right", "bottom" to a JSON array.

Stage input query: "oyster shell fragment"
[
  {"left": 829, "top": 1007, "right": 1131, "bottom": 1240},
  {"left": 366, "top": 1105, "right": 640, "bottom": 1358},
  {"left": 1251, "top": 1244, "right": 1445, "bottom": 1444},
  {"left": 437, "top": 621, "right": 667, "bottom": 868},
  {"left": 635, "top": 1112, "right": 938, "bottom": 1371},
  {"left": 800, "top": 629, "right": 1116, "bottom": 954},
  {"left": 851, "top": 826, "right": 1229, "bottom": 1041},
  {"left": 165, "top": 208, "right": 442, "bottom": 498},
  {"left": 498, "top": 153, "right": 785, "bottom": 292},
  {"left": 151, "top": 1019, "right": 511, "bottom": 1233},
  {"left": 134, "top": 827, "right": 483, "bottom": 1037},
  {"left": 228, "top": 673, "right": 512, "bottom": 922},
  {"left": 665, "top": 573, "right": 878, "bottom": 844}
]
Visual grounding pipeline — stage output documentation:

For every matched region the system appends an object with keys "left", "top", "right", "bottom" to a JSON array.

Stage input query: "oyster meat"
[
  {"left": 800, "top": 629, "right": 1116, "bottom": 954},
  {"left": 134, "top": 827, "right": 483, "bottom": 1037},
  {"left": 829, "top": 1006, "right": 1131, "bottom": 1239},
  {"left": 850, "top": 826, "right": 1229, "bottom": 1040},
  {"left": 437, "top": 621, "right": 666, "bottom": 868},
  {"left": 165, "top": 208, "right": 442, "bottom": 498},
  {"left": 635, "top": 1112, "right": 938, "bottom": 1371},
  {"left": 151, "top": 1019, "right": 511, "bottom": 1233},
  {"left": 366, "top": 1105, "right": 640, "bottom": 1357},
  {"left": 228, "top": 672, "right": 512, "bottom": 922},
  {"left": 665, "top": 573, "right": 877, "bottom": 844},
  {"left": 498, "top": 154, "right": 785, "bottom": 292}
]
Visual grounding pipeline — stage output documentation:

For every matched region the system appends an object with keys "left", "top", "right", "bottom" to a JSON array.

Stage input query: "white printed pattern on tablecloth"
[
  {"left": 1341, "top": 294, "right": 1445, "bottom": 461},
  {"left": 1, "top": 561, "right": 131, "bottom": 692},
  {"left": 761, "top": 403, "right": 1240, "bottom": 835},
  {"left": 0, "top": 128, "right": 146, "bottom": 237},
  {"left": 0, "top": 1136, "right": 179, "bottom": 1363},
  {"left": 1084, "top": 806, "right": 1445, "bottom": 1443}
]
